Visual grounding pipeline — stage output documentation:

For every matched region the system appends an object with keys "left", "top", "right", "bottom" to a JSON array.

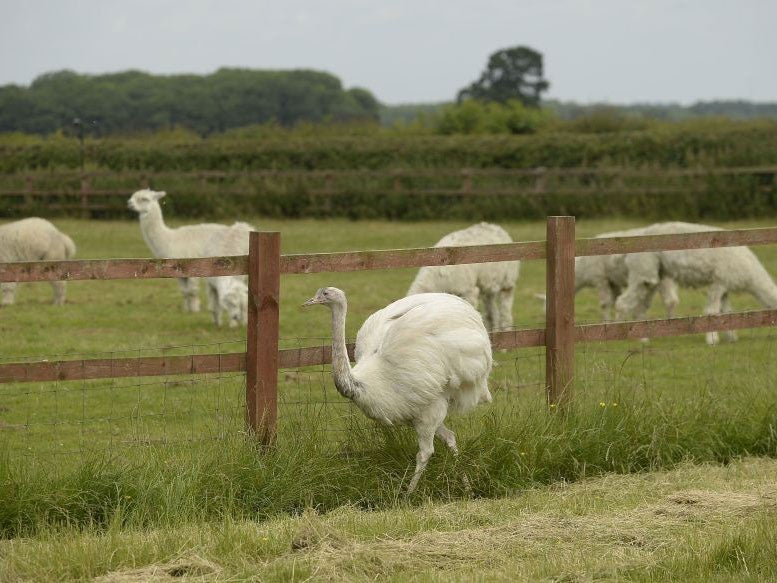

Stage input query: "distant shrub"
[
  {"left": 554, "top": 106, "right": 655, "bottom": 134},
  {"left": 436, "top": 100, "right": 554, "bottom": 135}
]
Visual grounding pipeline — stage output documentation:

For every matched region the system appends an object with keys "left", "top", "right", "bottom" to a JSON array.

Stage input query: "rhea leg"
[
  {"left": 437, "top": 424, "right": 473, "bottom": 493},
  {"left": 408, "top": 426, "right": 435, "bottom": 494},
  {"left": 408, "top": 402, "right": 447, "bottom": 494}
]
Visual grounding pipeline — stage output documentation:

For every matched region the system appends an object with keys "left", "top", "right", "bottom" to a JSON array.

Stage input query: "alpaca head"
[
  {"left": 221, "top": 280, "right": 248, "bottom": 328},
  {"left": 128, "top": 189, "right": 166, "bottom": 215},
  {"left": 302, "top": 287, "right": 346, "bottom": 309}
]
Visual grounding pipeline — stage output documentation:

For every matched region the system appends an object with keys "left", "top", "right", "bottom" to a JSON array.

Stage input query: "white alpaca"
[
  {"left": 615, "top": 222, "right": 777, "bottom": 345},
  {"left": 407, "top": 222, "right": 519, "bottom": 331},
  {"left": 575, "top": 226, "right": 680, "bottom": 320},
  {"left": 127, "top": 189, "right": 254, "bottom": 313},
  {"left": 0, "top": 218, "right": 76, "bottom": 306},
  {"left": 202, "top": 223, "right": 253, "bottom": 327},
  {"left": 304, "top": 287, "right": 492, "bottom": 493}
]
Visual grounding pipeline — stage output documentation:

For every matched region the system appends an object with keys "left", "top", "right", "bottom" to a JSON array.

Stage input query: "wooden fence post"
[
  {"left": 80, "top": 174, "right": 91, "bottom": 218},
  {"left": 246, "top": 231, "right": 281, "bottom": 444},
  {"left": 545, "top": 216, "right": 575, "bottom": 408},
  {"left": 24, "top": 175, "right": 34, "bottom": 210}
]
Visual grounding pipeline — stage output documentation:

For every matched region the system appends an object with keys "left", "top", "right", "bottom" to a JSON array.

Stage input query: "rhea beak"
[{"left": 301, "top": 297, "right": 320, "bottom": 307}]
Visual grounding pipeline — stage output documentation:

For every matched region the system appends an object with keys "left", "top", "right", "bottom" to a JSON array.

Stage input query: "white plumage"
[
  {"left": 0, "top": 217, "right": 76, "bottom": 306},
  {"left": 407, "top": 222, "right": 519, "bottom": 331},
  {"left": 304, "top": 287, "right": 493, "bottom": 493},
  {"left": 615, "top": 221, "right": 777, "bottom": 344}
]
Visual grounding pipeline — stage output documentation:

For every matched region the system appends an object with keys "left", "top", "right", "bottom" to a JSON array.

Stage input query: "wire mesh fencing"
[
  {"left": 2, "top": 325, "right": 776, "bottom": 464},
  {"left": 0, "top": 341, "right": 246, "bottom": 460}
]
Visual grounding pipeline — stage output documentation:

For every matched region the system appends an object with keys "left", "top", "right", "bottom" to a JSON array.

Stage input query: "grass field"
[
  {"left": 2, "top": 457, "right": 776, "bottom": 581},
  {"left": 2, "top": 215, "right": 777, "bottom": 580}
]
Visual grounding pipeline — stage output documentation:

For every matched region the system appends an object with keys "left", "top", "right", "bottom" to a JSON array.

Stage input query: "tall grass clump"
[{"left": 2, "top": 380, "right": 777, "bottom": 540}]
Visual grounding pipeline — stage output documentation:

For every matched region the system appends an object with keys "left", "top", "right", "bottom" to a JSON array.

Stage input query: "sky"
[{"left": 1, "top": 0, "right": 775, "bottom": 105}]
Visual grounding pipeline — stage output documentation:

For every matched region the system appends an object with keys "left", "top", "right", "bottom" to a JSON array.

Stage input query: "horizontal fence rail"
[
  {"left": 1, "top": 166, "right": 775, "bottom": 216},
  {"left": 2, "top": 309, "right": 776, "bottom": 384},
  {"left": 3, "top": 219, "right": 777, "bottom": 444},
  {"left": 0, "top": 255, "right": 248, "bottom": 283},
  {"left": 3, "top": 226, "right": 777, "bottom": 283}
]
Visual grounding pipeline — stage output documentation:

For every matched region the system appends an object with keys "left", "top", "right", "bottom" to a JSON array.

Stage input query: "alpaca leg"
[
  {"left": 704, "top": 284, "right": 726, "bottom": 345},
  {"left": 207, "top": 284, "right": 221, "bottom": 326},
  {"left": 50, "top": 281, "right": 67, "bottom": 306},
  {"left": 481, "top": 290, "right": 499, "bottom": 332},
  {"left": 497, "top": 287, "right": 515, "bottom": 331},
  {"left": 187, "top": 277, "right": 201, "bottom": 312},
  {"left": 721, "top": 293, "right": 738, "bottom": 342},
  {"left": 659, "top": 278, "right": 679, "bottom": 319},
  {"left": 178, "top": 278, "right": 201, "bottom": 312},
  {"left": 597, "top": 283, "right": 616, "bottom": 321},
  {"left": 1, "top": 282, "right": 16, "bottom": 306}
]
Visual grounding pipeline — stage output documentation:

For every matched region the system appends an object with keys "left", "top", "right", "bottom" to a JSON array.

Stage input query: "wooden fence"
[
  {"left": 1, "top": 166, "right": 775, "bottom": 216},
  {"left": 2, "top": 218, "right": 777, "bottom": 444}
]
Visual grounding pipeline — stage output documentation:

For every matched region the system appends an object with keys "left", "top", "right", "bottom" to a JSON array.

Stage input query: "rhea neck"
[{"left": 328, "top": 297, "right": 361, "bottom": 400}]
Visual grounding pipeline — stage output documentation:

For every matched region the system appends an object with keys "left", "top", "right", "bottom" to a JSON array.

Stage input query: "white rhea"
[{"left": 304, "top": 287, "right": 493, "bottom": 493}]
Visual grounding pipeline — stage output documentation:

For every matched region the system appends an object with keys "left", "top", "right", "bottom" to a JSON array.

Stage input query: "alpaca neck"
[
  {"left": 330, "top": 301, "right": 361, "bottom": 400},
  {"left": 138, "top": 204, "right": 173, "bottom": 256},
  {"left": 749, "top": 269, "right": 777, "bottom": 309}
]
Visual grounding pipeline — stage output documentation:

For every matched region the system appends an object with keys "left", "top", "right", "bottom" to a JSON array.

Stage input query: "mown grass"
[
  {"left": 1, "top": 457, "right": 775, "bottom": 581},
  {"left": 1, "top": 215, "right": 777, "bottom": 577}
]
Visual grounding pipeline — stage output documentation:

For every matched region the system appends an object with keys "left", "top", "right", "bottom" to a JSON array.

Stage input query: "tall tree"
[{"left": 458, "top": 46, "right": 549, "bottom": 107}]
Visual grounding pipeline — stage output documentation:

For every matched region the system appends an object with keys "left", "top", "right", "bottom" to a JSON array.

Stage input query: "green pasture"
[
  {"left": 2, "top": 215, "right": 777, "bottom": 566},
  {"left": 1, "top": 216, "right": 776, "bottom": 458}
]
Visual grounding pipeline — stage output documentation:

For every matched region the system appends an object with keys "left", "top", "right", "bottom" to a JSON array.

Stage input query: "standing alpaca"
[
  {"left": 575, "top": 226, "right": 680, "bottom": 321},
  {"left": 303, "top": 287, "right": 493, "bottom": 493},
  {"left": 407, "top": 222, "right": 519, "bottom": 331},
  {"left": 0, "top": 218, "right": 76, "bottom": 306},
  {"left": 615, "top": 222, "right": 777, "bottom": 344},
  {"left": 202, "top": 222, "right": 253, "bottom": 327},
  {"left": 127, "top": 189, "right": 254, "bottom": 312}
]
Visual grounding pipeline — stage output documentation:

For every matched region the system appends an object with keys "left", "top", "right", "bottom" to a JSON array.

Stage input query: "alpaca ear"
[{"left": 153, "top": 191, "right": 167, "bottom": 200}]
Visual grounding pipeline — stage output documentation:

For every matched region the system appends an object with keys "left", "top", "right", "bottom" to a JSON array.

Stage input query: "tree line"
[{"left": 0, "top": 68, "right": 380, "bottom": 136}]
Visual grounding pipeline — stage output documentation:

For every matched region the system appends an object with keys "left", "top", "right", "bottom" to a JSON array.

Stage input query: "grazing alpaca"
[
  {"left": 574, "top": 225, "right": 680, "bottom": 321},
  {"left": 0, "top": 218, "right": 76, "bottom": 306},
  {"left": 303, "top": 287, "right": 493, "bottom": 493},
  {"left": 127, "top": 189, "right": 254, "bottom": 313},
  {"left": 615, "top": 222, "right": 777, "bottom": 344},
  {"left": 407, "top": 222, "right": 519, "bottom": 331}
]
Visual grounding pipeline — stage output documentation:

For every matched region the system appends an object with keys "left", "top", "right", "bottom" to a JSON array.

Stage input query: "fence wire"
[
  {"left": 2, "top": 325, "right": 776, "bottom": 462},
  {"left": 0, "top": 341, "right": 246, "bottom": 459}
]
